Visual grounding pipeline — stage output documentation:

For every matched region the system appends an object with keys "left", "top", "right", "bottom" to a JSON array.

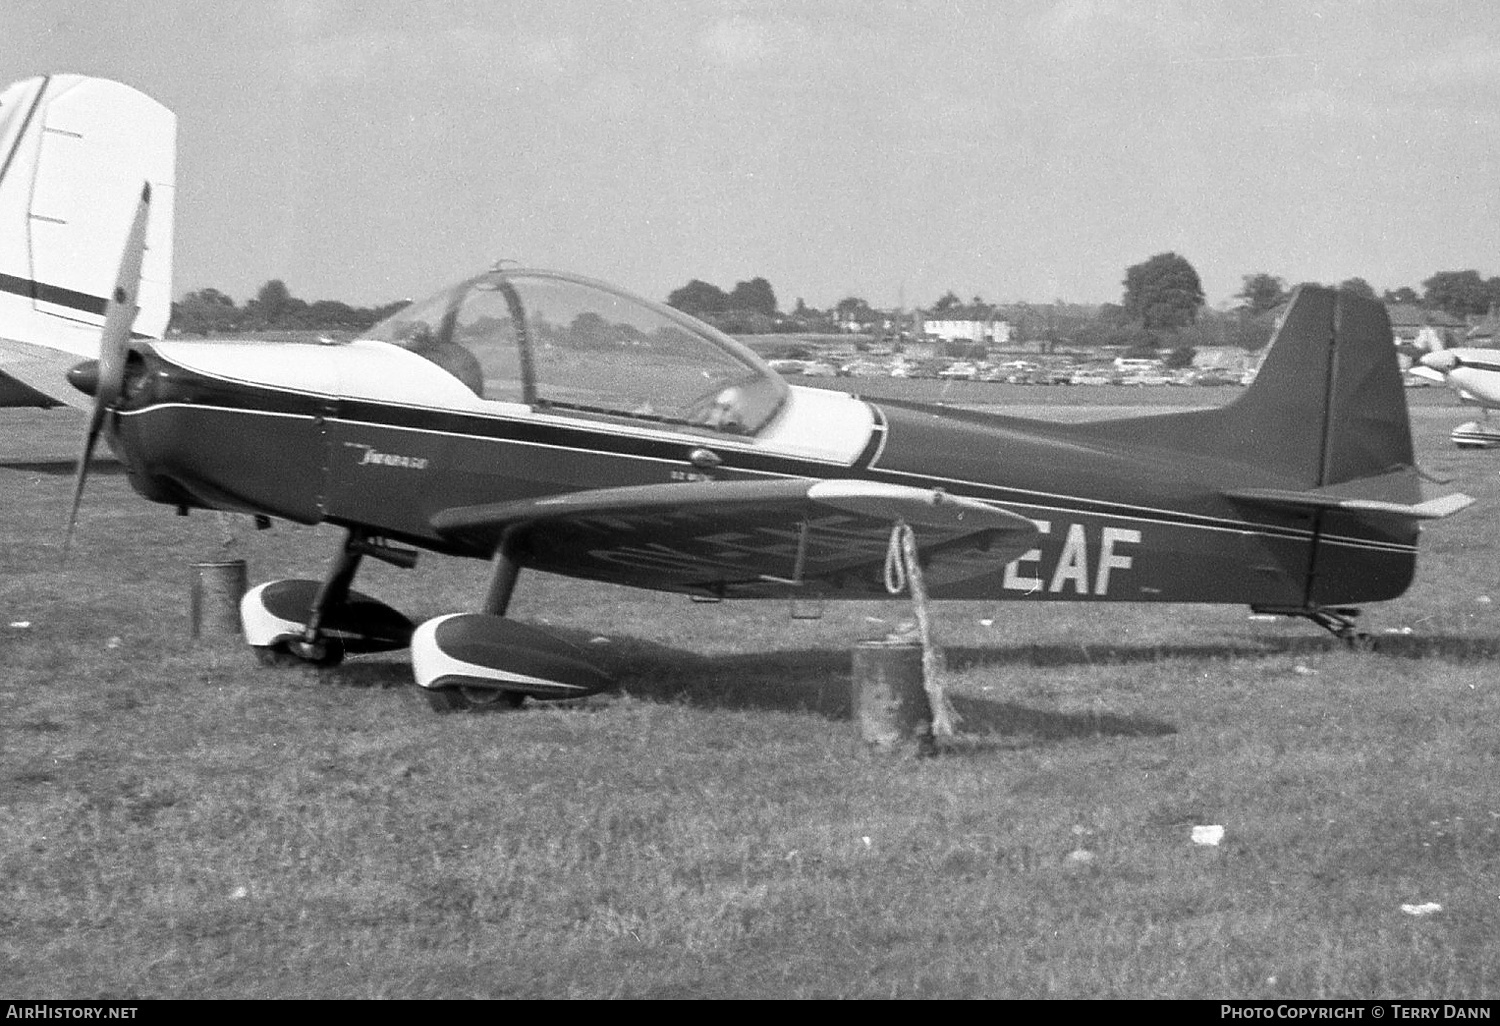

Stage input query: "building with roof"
[
  {"left": 1385, "top": 304, "right": 1467, "bottom": 348},
  {"left": 921, "top": 306, "right": 1013, "bottom": 345}
]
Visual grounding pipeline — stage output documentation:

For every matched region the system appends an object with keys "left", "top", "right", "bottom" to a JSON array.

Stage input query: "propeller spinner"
[{"left": 63, "top": 182, "right": 152, "bottom": 554}]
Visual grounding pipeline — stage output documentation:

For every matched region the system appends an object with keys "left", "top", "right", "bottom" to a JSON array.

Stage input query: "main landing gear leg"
[
  {"left": 284, "top": 531, "right": 366, "bottom": 665},
  {"left": 483, "top": 531, "right": 522, "bottom": 617},
  {"left": 244, "top": 529, "right": 417, "bottom": 669}
]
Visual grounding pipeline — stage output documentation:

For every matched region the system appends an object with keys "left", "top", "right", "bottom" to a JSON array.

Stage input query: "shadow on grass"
[
  {"left": 1349, "top": 633, "right": 1500, "bottom": 661},
  {"left": 585, "top": 637, "right": 1178, "bottom": 742},
  {"left": 947, "top": 694, "right": 1175, "bottom": 740},
  {"left": 947, "top": 631, "right": 1500, "bottom": 668},
  {"left": 324, "top": 627, "right": 1499, "bottom": 741}
]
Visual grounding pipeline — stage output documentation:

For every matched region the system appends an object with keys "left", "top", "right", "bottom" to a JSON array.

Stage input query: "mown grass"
[{"left": 1, "top": 399, "right": 1498, "bottom": 998}]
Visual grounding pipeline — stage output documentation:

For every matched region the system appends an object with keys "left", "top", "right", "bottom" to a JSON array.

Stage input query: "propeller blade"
[
  {"left": 63, "top": 404, "right": 108, "bottom": 554},
  {"left": 63, "top": 182, "right": 152, "bottom": 556}
]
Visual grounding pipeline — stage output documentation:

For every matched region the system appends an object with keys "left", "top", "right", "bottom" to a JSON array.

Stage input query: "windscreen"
[{"left": 365, "top": 269, "right": 787, "bottom": 436}]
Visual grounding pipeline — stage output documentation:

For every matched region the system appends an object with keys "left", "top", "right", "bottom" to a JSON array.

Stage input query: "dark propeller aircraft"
[{"left": 47, "top": 175, "right": 1471, "bottom": 710}]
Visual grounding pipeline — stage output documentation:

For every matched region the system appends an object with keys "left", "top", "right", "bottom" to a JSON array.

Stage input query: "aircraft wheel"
[
  {"left": 425, "top": 686, "right": 525, "bottom": 713},
  {"left": 253, "top": 637, "right": 346, "bottom": 669}
]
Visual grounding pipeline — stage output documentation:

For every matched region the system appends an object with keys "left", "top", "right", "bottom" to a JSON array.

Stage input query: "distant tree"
[
  {"left": 1235, "top": 273, "right": 1288, "bottom": 316},
  {"left": 185, "top": 286, "right": 236, "bottom": 308},
  {"left": 171, "top": 287, "right": 240, "bottom": 335},
  {"left": 1423, "top": 270, "right": 1494, "bottom": 318},
  {"left": 1382, "top": 286, "right": 1420, "bottom": 305},
  {"left": 727, "top": 277, "right": 778, "bottom": 316},
  {"left": 666, "top": 279, "right": 729, "bottom": 317},
  {"left": 834, "top": 296, "right": 874, "bottom": 322},
  {"left": 1338, "top": 277, "right": 1377, "bottom": 300},
  {"left": 931, "top": 290, "right": 962, "bottom": 313},
  {"left": 714, "top": 310, "right": 775, "bottom": 335},
  {"left": 1228, "top": 317, "right": 1275, "bottom": 351},
  {"left": 305, "top": 299, "right": 364, "bottom": 330},
  {"left": 174, "top": 285, "right": 445, "bottom": 336},
  {"left": 1123, "top": 253, "right": 1204, "bottom": 330},
  {"left": 247, "top": 279, "right": 293, "bottom": 326},
  {"left": 1096, "top": 302, "right": 1128, "bottom": 326}
]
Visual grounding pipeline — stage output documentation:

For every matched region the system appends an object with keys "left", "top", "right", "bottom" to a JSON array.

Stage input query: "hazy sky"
[{"left": 5, "top": 1, "right": 1497, "bottom": 311}]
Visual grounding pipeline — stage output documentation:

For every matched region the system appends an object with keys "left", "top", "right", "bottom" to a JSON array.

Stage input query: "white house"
[{"left": 921, "top": 312, "right": 1013, "bottom": 345}]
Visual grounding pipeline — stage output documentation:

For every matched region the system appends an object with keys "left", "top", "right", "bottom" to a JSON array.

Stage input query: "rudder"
[
  {"left": 1223, "top": 284, "right": 1417, "bottom": 498},
  {"left": 1088, "top": 285, "right": 1420, "bottom": 502}
]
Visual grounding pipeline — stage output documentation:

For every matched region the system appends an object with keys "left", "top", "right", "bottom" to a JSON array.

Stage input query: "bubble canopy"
[{"left": 363, "top": 268, "right": 789, "bottom": 437}]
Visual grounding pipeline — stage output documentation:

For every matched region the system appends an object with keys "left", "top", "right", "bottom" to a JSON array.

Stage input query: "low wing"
[{"left": 431, "top": 479, "right": 1040, "bottom": 599}]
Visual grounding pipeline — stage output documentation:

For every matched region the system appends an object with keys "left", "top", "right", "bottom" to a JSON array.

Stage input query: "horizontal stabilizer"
[{"left": 1226, "top": 485, "right": 1473, "bottom": 522}]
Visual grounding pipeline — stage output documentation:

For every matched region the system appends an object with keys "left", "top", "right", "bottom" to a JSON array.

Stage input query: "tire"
[
  {"left": 425, "top": 686, "right": 526, "bottom": 713},
  {"left": 253, "top": 637, "right": 346, "bottom": 669}
]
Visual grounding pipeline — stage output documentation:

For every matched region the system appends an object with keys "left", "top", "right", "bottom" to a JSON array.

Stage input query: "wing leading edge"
[{"left": 431, "top": 479, "right": 1040, "bottom": 599}]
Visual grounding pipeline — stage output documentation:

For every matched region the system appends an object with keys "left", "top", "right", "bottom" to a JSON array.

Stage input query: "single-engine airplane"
[
  {"left": 1412, "top": 346, "right": 1500, "bottom": 449},
  {"left": 51, "top": 173, "right": 1473, "bottom": 711},
  {"left": 0, "top": 74, "right": 175, "bottom": 412}
]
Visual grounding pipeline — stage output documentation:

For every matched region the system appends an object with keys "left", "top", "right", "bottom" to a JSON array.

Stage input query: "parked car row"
[{"left": 768, "top": 355, "right": 1254, "bottom": 385}]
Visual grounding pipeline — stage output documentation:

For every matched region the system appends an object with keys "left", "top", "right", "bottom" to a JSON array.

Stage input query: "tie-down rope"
[{"left": 883, "top": 520, "right": 959, "bottom": 737}]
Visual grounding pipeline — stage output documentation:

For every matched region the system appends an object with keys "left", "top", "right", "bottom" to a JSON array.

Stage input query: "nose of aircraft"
[{"left": 1419, "top": 350, "right": 1458, "bottom": 373}]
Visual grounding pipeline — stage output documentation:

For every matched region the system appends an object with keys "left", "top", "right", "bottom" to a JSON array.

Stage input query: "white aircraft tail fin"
[{"left": 0, "top": 74, "right": 175, "bottom": 407}]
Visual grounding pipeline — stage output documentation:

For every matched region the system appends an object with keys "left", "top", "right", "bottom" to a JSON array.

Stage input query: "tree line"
[
  {"left": 171, "top": 262, "right": 1500, "bottom": 350},
  {"left": 170, "top": 279, "right": 406, "bottom": 336}
]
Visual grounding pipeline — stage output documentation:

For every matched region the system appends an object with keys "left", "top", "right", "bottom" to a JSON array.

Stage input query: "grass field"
[{"left": 2, "top": 389, "right": 1498, "bottom": 999}]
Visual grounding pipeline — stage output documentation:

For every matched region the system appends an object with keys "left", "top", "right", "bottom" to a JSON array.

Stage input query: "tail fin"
[
  {"left": 1077, "top": 285, "right": 1469, "bottom": 608},
  {"left": 0, "top": 74, "right": 175, "bottom": 407},
  {"left": 1092, "top": 285, "right": 1422, "bottom": 500},
  {"left": 1232, "top": 285, "right": 1416, "bottom": 493}
]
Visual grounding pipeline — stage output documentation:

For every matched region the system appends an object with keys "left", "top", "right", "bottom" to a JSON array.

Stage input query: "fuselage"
[{"left": 105, "top": 336, "right": 1419, "bottom": 607}]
